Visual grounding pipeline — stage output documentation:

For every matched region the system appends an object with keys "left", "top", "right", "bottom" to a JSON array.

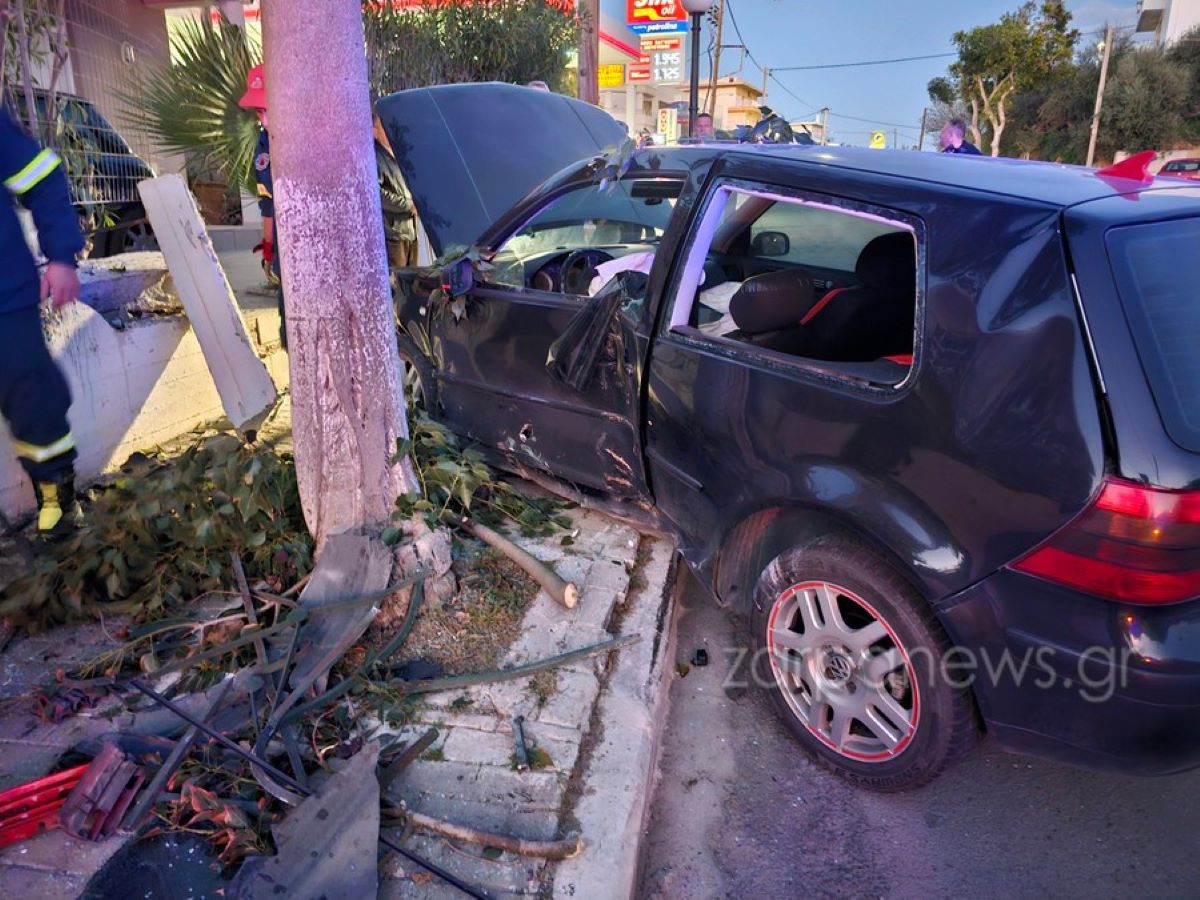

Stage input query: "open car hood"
[{"left": 375, "top": 83, "right": 626, "bottom": 257}]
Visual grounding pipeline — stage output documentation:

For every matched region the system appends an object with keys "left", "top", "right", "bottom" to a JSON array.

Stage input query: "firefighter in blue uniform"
[
  {"left": 0, "top": 107, "right": 85, "bottom": 535},
  {"left": 238, "top": 65, "right": 286, "bottom": 348}
]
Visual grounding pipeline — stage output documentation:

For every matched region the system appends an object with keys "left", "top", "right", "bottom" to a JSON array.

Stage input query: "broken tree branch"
[
  {"left": 280, "top": 577, "right": 427, "bottom": 724},
  {"left": 230, "top": 552, "right": 268, "bottom": 671},
  {"left": 444, "top": 512, "right": 579, "bottom": 609},
  {"left": 126, "top": 681, "right": 486, "bottom": 899},
  {"left": 281, "top": 572, "right": 312, "bottom": 599},
  {"left": 389, "top": 807, "right": 583, "bottom": 861},
  {"left": 380, "top": 727, "right": 439, "bottom": 794}
]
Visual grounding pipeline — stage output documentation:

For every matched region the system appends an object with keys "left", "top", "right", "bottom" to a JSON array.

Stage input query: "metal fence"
[{"left": 56, "top": 0, "right": 172, "bottom": 206}]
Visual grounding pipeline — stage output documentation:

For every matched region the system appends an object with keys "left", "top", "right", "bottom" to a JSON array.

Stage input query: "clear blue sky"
[{"left": 607, "top": 0, "right": 1143, "bottom": 146}]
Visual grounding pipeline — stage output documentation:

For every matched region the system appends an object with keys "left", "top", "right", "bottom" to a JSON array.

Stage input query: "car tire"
[
  {"left": 98, "top": 206, "right": 158, "bottom": 258},
  {"left": 396, "top": 330, "right": 437, "bottom": 415},
  {"left": 750, "top": 535, "right": 978, "bottom": 791}
]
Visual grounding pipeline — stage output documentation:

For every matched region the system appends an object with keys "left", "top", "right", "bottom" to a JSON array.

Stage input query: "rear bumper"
[{"left": 937, "top": 569, "right": 1200, "bottom": 775}]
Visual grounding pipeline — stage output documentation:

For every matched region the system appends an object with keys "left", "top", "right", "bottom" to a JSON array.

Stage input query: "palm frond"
[{"left": 123, "top": 15, "right": 261, "bottom": 192}]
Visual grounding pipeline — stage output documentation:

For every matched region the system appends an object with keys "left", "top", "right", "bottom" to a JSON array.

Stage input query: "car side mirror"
[
  {"left": 751, "top": 230, "right": 790, "bottom": 257},
  {"left": 442, "top": 257, "right": 474, "bottom": 298}
]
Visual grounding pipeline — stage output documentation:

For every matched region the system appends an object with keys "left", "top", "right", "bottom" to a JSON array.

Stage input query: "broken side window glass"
[{"left": 669, "top": 183, "right": 920, "bottom": 386}]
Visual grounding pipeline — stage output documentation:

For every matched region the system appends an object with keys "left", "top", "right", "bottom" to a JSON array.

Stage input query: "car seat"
[{"left": 727, "top": 232, "right": 915, "bottom": 362}]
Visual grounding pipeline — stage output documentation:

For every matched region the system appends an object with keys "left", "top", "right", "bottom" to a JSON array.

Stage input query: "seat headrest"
[
  {"left": 856, "top": 232, "right": 914, "bottom": 290},
  {"left": 729, "top": 268, "right": 815, "bottom": 335}
]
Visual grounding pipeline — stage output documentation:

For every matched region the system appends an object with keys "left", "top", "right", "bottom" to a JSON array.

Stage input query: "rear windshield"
[
  {"left": 1106, "top": 218, "right": 1200, "bottom": 451},
  {"left": 1163, "top": 161, "right": 1200, "bottom": 172}
]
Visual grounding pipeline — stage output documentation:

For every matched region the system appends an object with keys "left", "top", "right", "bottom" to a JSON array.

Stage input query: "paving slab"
[{"left": 551, "top": 538, "right": 679, "bottom": 900}]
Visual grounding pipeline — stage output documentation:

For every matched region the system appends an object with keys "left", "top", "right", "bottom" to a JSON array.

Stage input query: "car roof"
[{"left": 645, "top": 143, "right": 1189, "bottom": 209}]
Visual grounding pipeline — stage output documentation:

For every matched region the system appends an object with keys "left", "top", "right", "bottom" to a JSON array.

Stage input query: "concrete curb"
[{"left": 551, "top": 538, "right": 679, "bottom": 900}]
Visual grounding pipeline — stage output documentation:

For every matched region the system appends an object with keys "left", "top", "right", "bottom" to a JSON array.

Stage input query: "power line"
[
  {"left": 721, "top": 0, "right": 759, "bottom": 71},
  {"left": 769, "top": 73, "right": 818, "bottom": 117},
  {"left": 719, "top": 0, "right": 930, "bottom": 132},
  {"left": 723, "top": 0, "right": 816, "bottom": 114},
  {"left": 772, "top": 51, "right": 956, "bottom": 72},
  {"left": 827, "top": 109, "right": 924, "bottom": 129}
]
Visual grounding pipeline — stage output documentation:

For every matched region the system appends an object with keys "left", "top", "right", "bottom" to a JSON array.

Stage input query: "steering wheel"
[{"left": 559, "top": 248, "right": 615, "bottom": 296}]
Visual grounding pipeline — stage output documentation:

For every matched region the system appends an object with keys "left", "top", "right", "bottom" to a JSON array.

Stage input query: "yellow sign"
[
  {"left": 869, "top": 131, "right": 887, "bottom": 149},
  {"left": 658, "top": 108, "right": 679, "bottom": 143},
  {"left": 599, "top": 64, "right": 625, "bottom": 88}
]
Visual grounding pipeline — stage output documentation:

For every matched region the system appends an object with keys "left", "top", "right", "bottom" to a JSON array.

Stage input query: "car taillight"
[{"left": 1011, "top": 477, "right": 1200, "bottom": 605}]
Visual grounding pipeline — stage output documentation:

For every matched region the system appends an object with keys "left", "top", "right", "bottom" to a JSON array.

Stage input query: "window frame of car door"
[
  {"left": 473, "top": 171, "right": 689, "bottom": 315},
  {"left": 656, "top": 174, "right": 928, "bottom": 395}
]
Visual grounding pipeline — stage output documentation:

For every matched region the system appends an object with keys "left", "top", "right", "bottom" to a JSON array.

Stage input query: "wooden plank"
[{"left": 137, "top": 174, "right": 277, "bottom": 434}]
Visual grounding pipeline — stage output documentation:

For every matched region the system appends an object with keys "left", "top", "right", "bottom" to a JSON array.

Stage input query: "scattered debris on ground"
[
  {"left": 0, "top": 426, "right": 312, "bottom": 628},
  {"left": 0, "top": 412, "right": 630, "bottom": 897}
]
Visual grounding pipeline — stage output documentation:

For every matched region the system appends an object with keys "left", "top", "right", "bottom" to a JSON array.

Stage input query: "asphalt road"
[{"left": 639, "top": 573, "right": 1200, "bottom": 899}]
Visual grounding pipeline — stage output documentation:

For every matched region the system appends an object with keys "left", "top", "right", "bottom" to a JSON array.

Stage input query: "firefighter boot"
[{"left": 34, "top": 477, "right": 83, "bottom": 537}]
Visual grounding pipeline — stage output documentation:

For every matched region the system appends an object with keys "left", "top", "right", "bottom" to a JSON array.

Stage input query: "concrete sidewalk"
[{"left": 380, "top": 512, "right": 677, "bottom": 898}]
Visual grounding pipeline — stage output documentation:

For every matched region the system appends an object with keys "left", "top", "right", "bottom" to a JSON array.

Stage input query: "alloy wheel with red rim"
[{"left": 766, "top": 580, "right": 920, "bottom": 762}]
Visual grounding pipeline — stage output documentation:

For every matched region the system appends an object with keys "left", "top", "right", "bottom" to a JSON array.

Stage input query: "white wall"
[
  {"left": 0, "top": 303, "right": 287, "bottom": 524},
  {"left": 1164, "top": 0, "right": 1200, "bottom": 45}
]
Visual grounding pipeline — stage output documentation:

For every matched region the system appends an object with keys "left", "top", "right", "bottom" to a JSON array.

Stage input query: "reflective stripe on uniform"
[
  {"left": 11, "top": 432, "right": 75, "bottom": 463},
  {"left": 4, "top": 148, "right": 62, "bottom": 195},
  {"left": 256, "top": 183, "right": 272, "bottom": 198}
]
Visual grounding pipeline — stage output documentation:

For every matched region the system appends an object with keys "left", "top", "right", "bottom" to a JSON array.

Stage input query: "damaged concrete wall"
[{"left": 0, "top": 260, "right": 288, "bottom": 526}]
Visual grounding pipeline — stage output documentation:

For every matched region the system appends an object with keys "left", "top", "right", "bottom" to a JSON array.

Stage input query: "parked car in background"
[
  {"left": 1160, "top": 157, "right": 1200, "bottom": 181},
  {"left": 31, "top": 90, "right": 158, "bottom": 257},
  {"left": 381, "top": 84, "right": 1200, "bottom": 790}
]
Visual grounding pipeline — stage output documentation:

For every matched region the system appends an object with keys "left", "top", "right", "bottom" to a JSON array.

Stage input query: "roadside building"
[
  {"left": 1136, "top": 0, "right": 1200, "bottom": 47},
  {"left": 673, "top": 76, "right": 764, "bottom": 133}
]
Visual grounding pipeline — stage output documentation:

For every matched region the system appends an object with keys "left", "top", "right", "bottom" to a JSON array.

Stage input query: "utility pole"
[
  {"left": 706, "top": 0, "right": 725, "bottom": 117},
  {"left": 819, "top": 107, "right": 829, "bottom": 145},
  {"left": 761, "top": 66, "right": 769, "bottom": 103},
  {"left": 262, "top": 0, "right": 418, "bottom": 546},
  {"left": 917, "top": 106, "right": 928, "bottom": 151},
  {"left": 578, "top": 0, "right": 600, "bottom": 106},
  {"left": 1086, "top": 24, "right": 1114, "bottom": 168}
]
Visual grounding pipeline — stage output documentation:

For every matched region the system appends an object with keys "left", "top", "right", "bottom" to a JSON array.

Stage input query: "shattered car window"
[{"left": 489, "top": 178, "right": 681, "bottom": 290}]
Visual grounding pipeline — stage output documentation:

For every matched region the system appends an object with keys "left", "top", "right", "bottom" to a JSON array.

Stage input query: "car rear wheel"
[{"left": 751, "top": 535, "right": 977, "bottom": 790}]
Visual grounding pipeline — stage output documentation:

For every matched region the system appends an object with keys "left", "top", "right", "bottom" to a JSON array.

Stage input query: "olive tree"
[{"left": 937, "top": 1, "right": 1077, "bottom": 156}]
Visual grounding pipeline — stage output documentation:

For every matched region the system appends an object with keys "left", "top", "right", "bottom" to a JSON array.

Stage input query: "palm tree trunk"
[{"left": 261, "top": 0, "right": 418, "bottom": 548}]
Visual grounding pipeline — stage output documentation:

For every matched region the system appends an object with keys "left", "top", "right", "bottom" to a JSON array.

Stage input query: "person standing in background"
[
  {"left": 373, "top": 116, "right": 417, "bottom": 269},
  {"left": 238, "top": 64, "right": 288, "bottom": 347}
]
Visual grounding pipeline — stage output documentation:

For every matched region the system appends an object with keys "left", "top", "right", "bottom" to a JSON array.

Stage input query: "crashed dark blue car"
[{"left": 379, "top": 84, "right": 1200, "bottom": 789}]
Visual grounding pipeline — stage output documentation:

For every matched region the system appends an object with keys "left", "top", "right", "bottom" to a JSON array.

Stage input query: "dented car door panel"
[
  {"left": 420, "top": 283, "right": 648, "bottom": 496},
  {"left": 644, "top": 155, "right": 1106, "bottom": 603}
]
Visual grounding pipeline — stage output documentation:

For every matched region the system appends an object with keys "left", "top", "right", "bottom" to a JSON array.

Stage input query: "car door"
[
  {"left": 643, "top": 158, "right": 929, "bottom": 577},
  {"left": 418, "top": 173, "right": 683, "bottom": 496}
]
